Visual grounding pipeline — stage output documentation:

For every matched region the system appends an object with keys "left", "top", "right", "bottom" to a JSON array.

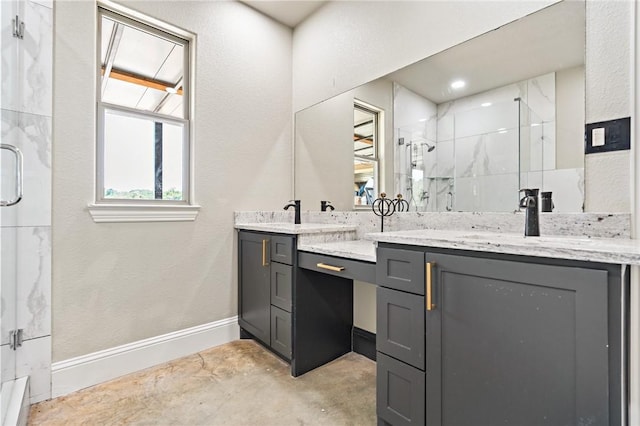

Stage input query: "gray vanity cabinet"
[
  {"left": 238, "top": 231, "right": 293, "bottom": 360},
  {"left": 238, "top": 231, "right": 271, "bottom": 344},
  {"left": 377, "top": 245, "right": 622, "bottom": 426}
]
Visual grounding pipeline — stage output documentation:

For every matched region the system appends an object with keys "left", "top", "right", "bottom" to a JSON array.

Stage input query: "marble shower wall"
[
  {"left": 395, "top": 71, "right": 583, "bottom": 213},
  {"left": 438, "top": 73, "right": 556, "bottom": 212},
  {"left": 0, "top": 0, "right": 52, "bottom": 404},
  {"left": 393, "top": 83, "right": 440, "bottom": 212}
]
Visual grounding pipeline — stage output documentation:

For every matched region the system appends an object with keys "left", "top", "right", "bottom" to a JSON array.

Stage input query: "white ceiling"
[
  {"left": 387, "top": 1, "right": 585, "bottom": 104},
  {"left": 241, "top": 1, "right": 327, "bottom": 28}
]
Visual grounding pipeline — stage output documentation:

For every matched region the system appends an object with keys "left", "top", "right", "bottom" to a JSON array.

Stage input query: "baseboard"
[
  {"left": 352, "top": 327, "right": 376, "bottom": 361},
  {"left": 52, "top": 316, "right": 239, "bottom": 398}
]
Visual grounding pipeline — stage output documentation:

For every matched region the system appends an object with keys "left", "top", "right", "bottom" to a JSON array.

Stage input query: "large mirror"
[{"left": 294, "top": 0, "right": 585, "bottom": 212}]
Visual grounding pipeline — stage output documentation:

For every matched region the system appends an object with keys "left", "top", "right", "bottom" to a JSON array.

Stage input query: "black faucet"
[
  {"left": 284, "top": 200, "right": 301, "bottom": 224},
  {"left": 321, "top": 200, "right": 335, "bottom": 212},
  {"left": 519, "top": 188, "right": 540, "bottom": 237}
]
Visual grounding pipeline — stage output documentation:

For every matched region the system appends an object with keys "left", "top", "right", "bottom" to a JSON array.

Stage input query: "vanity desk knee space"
[{"left": 235, "top": 221, "right": 637, "bottom": 426}]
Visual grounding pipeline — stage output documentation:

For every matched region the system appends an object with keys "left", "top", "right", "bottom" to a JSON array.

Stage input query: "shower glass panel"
[
  {"left": 518, "top": 99, "right": 547, "bottom": 192},
  {"left": 452, "top": 100, "right": 520, "bottom": 212},
  {"left": 1, "top": 0, "right": 20, "bottom": 414},
  {"left": 1, "top": 0, "right": 52, "bottom": 410},
  {"left": 0, "top": 148, "right": 20, "bottom": 422}
]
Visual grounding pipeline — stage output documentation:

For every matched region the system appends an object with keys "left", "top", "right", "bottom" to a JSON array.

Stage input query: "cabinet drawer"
[
  {"left": 298, "top": 251, "right": 375, "bottom": 283},
  {"left": 271, "top": 262, "right": 292, "bottom": 312},
  {"left": 377, "top": 352, "right": 425, "bottom": 426},
  {"left": 270, "top": 306, "right": 292, "bottom": 360},
  {"left": 271, "top": 235, "right": 294, "bottom": 265},
  {"left": 377, "top": 286, "right": 425, "bottom": 370},
  {"left": 377, "top": 247, "right": 425, "bottom": 294}
]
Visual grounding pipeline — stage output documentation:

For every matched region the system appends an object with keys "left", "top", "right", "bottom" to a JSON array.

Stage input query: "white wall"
[
  {"left": 294, "top": 78, "right": 393, "bottom": 211},
  {"left": 556, "top": 66, "right": 585, "bottom": 170},
  {"left": 293, "top": 1, "right": 559, "bottom": 112},
  {"left": 584, "top": 0, "right": 633, "bottom": 212},
  {"left": 295, "top": 91, "right": 353, "bottom": 210},
  {"left": 53, "top": 0, "right": 292, "bottom": 361}
]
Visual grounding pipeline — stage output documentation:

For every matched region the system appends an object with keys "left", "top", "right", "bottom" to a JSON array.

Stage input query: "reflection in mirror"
[
  {"left": 294, "top": 0, "right": 585, "bottom": 212},
  {"left": 353, "top": 101, "right": 380, "bottom": 207},
  {"left": 295, "top": 79, "right": 393, "bottom": 211}
]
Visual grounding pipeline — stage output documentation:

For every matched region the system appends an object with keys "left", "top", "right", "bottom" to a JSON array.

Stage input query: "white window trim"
[
  {"left": 87, "top": 203, "right": 200, "bottom": 223},
  {"left": 353, "top": 99, "right": 382, "bottom": 209},
  {"left": 90, "top": 1, "right": 199, "bottom": 223}
]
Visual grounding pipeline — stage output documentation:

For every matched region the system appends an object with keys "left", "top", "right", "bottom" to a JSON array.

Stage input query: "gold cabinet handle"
[
  {"left": 262, "top": 239, "right": 269, "bottom": 267},
  {"left": 316, "top": 262, "right": 345, "bottom": 272},
  {"left": 426, "top": 262, "right": 435, "bottom": 310}
]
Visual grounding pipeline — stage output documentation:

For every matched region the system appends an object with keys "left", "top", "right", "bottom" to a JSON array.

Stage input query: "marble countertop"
[
  {"left": 235, "top": 222, "right": 358, "bottom": 234},
  {"left": 297, "top": 240, "right": 376, "bottom": 263},
  {"left": 367, "top": 229, "right": 640, "bottom": 265}
]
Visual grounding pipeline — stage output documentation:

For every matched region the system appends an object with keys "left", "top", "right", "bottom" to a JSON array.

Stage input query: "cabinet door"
[
  {"left": 425, "top": 253, "right": 609, "bottom": 426},
  {"left": 376, "top": 286, "right": 425, "bottom": 370},
  {"left": 238, "top": 232, "right": 271, "bottom": 344},
  {"left": 271, "top": 235, "right": 294, "bottom": 265},
  {"left": 377, "top": 247, "right": 424, "bottom": 294},
  {"left": 377, "top": 352, "right": 425, "bottom": 426},
  {"left": 271, "top": 262, "right": 292, "bottom": 312},
  {"left": 271, "top": 306, "right": 292, "bottom": 359}
]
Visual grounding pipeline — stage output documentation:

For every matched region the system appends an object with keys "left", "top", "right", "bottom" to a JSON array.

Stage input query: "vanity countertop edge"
[
  {"left": 366, "top": 229, "right": 640, "bottom": 266},
  {"left": 234, "top": 221, "right": 640, "bottom": 265},
  {"left": 234, "top": 222, "right": 358, "bottom": 234}
]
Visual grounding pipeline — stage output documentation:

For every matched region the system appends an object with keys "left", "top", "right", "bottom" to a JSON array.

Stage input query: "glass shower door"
[
  {"left": 0, "top": 145, "right": 21, "bottom": 422},
  {"left": 0, "top": 0, "right": 20, "bottom": 417}
]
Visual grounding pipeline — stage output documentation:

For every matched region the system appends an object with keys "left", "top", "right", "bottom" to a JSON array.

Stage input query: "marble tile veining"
[
  {"left": 1, "top": 0, "right": 53, "bottom": 117},
  {"left": 16, "top": 226, "right": 51, "bottom": 340},
  {"left": 0, "top": 226, "right": 51, "bottom": 344}
]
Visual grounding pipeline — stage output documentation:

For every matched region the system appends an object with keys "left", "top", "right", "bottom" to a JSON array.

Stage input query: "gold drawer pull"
[
  {"left": 317, "top": 262, "right": 345, "bottom": 272},
  {"left": 426, "top": 262, "right": 435, "bottom": 311},
  {"left": 262, "top": 239, "right": 269, "bottom": 267}
]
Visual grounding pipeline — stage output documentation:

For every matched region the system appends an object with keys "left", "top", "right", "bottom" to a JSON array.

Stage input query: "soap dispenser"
[{"left": 519, "top": 188, "right": 540, "bottom": 237}]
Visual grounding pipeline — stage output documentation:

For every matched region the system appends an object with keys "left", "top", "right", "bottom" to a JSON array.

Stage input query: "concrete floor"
[{"left": 29, "top": 340, "right": 376, "bottom": 425}]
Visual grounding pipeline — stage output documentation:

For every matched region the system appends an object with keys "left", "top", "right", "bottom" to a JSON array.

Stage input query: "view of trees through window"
[{"left": 98, "top": 7, "right": 189, "bottom": 203}]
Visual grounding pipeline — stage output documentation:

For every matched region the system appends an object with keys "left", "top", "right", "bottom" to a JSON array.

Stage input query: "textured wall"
[
  {"left": 584, "top": 0, "right": 633, "bottom": 212},
  {"left": 53, "top": 1, "right": 292, "bottom": 361},
  {"left": 292, "top": 1, "right": 558, "bottom": 112}
]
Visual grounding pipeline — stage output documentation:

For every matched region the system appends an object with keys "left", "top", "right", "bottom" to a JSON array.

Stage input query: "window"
[
  {"left": 353, "top": 101, "right": 379, "bottom": 207},
  {"left": 91, "top": 6, "right": 197, "bottom": 222}
]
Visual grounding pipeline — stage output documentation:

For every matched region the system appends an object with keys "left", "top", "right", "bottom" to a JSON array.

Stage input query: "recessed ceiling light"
[
  {"left": 481, "top": 102, "right": 492, "bottom": 107},
  {"left": 450, "top": 80, "right": 466, "bottom": 89},
  {"left": 165, "top": 86, "right": 178, "bottom": 94},
  {"left": 531, "top": 123, "right": 540, "bottom": 127},
  {"left": 419, "top": 118, "right": 427, "bottom": 122}
]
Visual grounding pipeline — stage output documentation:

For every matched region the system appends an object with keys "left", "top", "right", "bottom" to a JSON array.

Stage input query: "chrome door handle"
[{"left": 0, "top": 144, "right": 23, "bottom": 207}]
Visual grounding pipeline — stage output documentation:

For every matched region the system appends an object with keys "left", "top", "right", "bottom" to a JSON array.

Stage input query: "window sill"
[{"left": 88, "top": 203, "right": 200, "bottom": 223}]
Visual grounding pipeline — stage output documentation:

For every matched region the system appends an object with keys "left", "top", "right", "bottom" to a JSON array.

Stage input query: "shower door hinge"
[
  {"left": 9, "top": 329, "right": 23, "bottom": 350},
  {"left": 12, "top": 15, "right": 25, "bottom": 39}
]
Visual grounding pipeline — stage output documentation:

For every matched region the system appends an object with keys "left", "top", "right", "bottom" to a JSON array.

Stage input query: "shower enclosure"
[
  {"left": 395, "top": 97, "right": 550, "bottom": 212},
  {"left": 1, "top": 0, "right": 52, "bottom": 421}
]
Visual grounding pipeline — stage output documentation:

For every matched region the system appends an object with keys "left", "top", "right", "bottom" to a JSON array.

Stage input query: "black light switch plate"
[{"left": 585, "top": 117, "right": 630, "bottom": 154}]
